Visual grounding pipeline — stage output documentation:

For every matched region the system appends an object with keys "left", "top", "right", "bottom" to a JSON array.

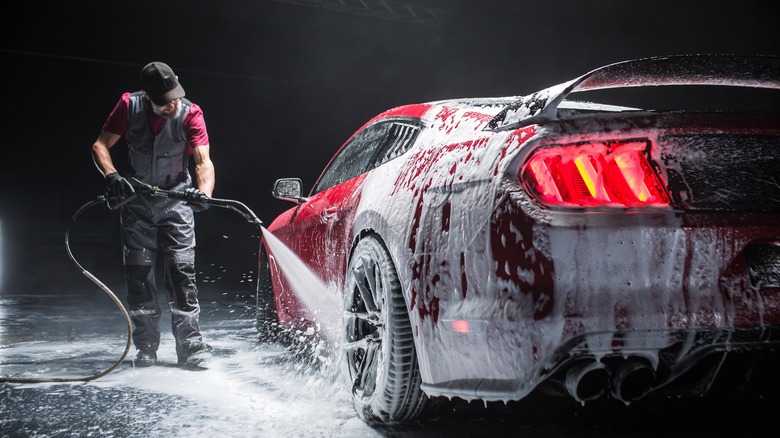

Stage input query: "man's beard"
[{"left": 152, "top": 102, "right": 183, "bottom": 119}]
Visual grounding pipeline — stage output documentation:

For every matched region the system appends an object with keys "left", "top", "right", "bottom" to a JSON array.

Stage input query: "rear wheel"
[{"left": 343, "top": 235, "right": 432, "bottom": 425}]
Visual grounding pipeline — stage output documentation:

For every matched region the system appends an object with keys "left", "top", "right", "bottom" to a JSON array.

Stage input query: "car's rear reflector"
[
  {"left": 521, "top": 139, "right": 671, "bottom": 208},
  {"left": 442, "top": 319, "right": 489, "bottom": 333}
]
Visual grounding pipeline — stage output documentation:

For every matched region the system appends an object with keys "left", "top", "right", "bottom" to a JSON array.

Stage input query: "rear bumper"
[{"left": 421, "top": 325, "right": 780, "bottom": 403}]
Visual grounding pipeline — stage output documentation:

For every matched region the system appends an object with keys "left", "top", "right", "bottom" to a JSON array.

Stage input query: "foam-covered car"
[{"left": 257, "top": 54, "right": 780, "bottom": 425}]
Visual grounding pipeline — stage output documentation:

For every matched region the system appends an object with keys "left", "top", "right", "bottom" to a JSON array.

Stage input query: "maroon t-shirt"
[{"left": 103, "top": 92, "right": 209, "bottom": 155}]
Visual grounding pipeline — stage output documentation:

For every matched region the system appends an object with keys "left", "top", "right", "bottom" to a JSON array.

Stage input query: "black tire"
[
  {"left": 343, "top": 235, "right": 432, "bottom": 425},
  {"left": 256, "top": 245, "right": 280, "bottom": 342}
]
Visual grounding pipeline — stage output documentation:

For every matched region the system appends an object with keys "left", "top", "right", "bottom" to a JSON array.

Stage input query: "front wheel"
[
  {"left": 256, "top": 245, "right": 280, "bottom": 342},
  {"left": 343, "top": 235, "right": 432, "bottom": 425}
]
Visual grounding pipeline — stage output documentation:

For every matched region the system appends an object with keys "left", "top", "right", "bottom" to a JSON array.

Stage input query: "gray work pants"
[{"left": 119, "top": 190, "right": 202, "bottom": 354}]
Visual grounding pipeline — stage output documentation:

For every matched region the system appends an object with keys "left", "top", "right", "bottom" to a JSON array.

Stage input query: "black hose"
[{"left": 1, "top": 195, "right": 133, "bottom": 383}]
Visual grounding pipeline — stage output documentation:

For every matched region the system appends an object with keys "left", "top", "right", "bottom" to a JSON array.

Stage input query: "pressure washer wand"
[{"left": 130, "top": 178, "right": 263, "bottom": 229}]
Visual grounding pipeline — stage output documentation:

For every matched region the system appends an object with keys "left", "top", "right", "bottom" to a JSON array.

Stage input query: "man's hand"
[
  {"left": 106, "top": 172, "right": 135, "bottom": 204},
  {"left": 184, "top": 187, "right": 210, "bottom": 212}
]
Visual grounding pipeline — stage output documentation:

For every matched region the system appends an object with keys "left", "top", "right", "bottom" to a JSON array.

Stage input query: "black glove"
[
  {"left": 184, "top": 187, "right": 210, "bottom": 211},
  {"left": 106, "top": 172, "right": 135, "bottom": 205}
]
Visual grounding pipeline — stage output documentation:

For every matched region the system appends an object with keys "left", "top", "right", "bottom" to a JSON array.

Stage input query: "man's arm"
[
  {"left": 92, "top": 129, "right": 122, "bottom": 177},
  {"left": 192, "top": 144, "right": 215, "bottom": 197}
]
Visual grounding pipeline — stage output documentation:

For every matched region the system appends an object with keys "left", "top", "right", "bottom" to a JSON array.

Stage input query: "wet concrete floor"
[{"left": 2, "top": 286, "right": 778, "bottom": 437}]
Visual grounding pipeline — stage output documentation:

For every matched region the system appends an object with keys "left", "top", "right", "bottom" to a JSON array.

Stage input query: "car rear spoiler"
[{"left": 486, "top": 54, "right": 780, "bottom": 131}]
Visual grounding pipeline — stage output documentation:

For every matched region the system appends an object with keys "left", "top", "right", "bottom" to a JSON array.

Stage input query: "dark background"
[{"left": 1, "top": 0, "right": 777, "bottom": 294}]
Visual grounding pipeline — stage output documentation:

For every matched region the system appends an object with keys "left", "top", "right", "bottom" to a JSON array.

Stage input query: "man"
[{"left": 91, "top": 61, "right": 215, "bottom": 368}]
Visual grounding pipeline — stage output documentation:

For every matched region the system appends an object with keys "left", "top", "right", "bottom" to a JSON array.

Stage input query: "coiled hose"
[{"left": 0, "top": 195, "right": 132, "bottom": 383}]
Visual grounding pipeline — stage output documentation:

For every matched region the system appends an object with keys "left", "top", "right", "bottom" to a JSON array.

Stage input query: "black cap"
[{"left": 140, "top": 61, "right": 185, "bottom": 106}]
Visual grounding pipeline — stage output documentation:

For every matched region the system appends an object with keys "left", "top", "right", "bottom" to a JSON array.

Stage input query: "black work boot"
[
  {"left": 177, "top": 341, "right": 213, "bottom": 368},
  {"left": 133, "top": 348, "right": 157, "bottom": 367}
]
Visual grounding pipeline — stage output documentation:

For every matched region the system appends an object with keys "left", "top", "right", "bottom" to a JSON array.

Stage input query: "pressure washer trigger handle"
[{"left": 129, "top": 178, "right": 157, "bottom": 195}]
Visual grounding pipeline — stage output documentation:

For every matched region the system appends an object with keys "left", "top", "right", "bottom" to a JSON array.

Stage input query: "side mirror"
[{"left": 272, "top": 178, "right": 306, "bottom": 203}]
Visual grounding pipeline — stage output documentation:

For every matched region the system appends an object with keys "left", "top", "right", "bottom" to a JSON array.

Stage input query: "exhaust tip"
[
  {"left": 610, "top": 357, "right": 656, "bottom": 403},
  {"left": 565, "top": 360, "right": 611, "bottom": 403}
]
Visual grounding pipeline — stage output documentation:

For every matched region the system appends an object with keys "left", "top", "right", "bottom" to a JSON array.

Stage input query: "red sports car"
[{"left": 256, "top": 54, "right": 780, "bottom": 425}]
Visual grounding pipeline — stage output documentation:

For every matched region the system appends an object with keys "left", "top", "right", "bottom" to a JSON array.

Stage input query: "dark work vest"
[{"left": 126, "top": 91, "right": 193, "bottom": 189}]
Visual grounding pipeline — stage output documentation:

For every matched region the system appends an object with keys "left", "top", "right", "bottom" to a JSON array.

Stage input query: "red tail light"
[{"left": 521, "top": 139, "right": 670, "bottom": 208}]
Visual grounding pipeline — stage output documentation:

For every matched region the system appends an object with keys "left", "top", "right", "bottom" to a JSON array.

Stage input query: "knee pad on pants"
[{"left": 125, "top": 265, "right": 155, "bottom": 305}]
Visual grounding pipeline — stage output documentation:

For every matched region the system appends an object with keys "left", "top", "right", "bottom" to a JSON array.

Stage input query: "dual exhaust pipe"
[{"left": 564, "top": 356, "right": 656, "bottom": 404}]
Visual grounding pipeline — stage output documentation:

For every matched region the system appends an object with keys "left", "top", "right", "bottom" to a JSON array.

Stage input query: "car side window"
[
  {"left": 312, "top": 119, "right": 423, "bottom": 194},
  {"left": 312, "top": 122, "right": 393, "bottom": 194}
]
